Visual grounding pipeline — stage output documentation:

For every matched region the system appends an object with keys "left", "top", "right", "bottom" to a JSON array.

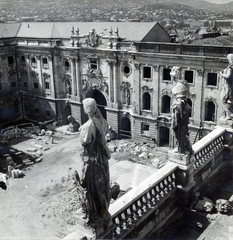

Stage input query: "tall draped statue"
[
  {"left": 79, "top": 98, "right": 111, "bottom": 231},
  {"left": 170, "top": 67, "right": 193, "bottom": 155},
  {"left": 220, "top": 54, "right": 233, "bottom": 119}
]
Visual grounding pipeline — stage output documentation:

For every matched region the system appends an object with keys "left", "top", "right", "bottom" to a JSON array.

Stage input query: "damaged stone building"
[{"left": 0, "top": 22, "right": 232, "bottom": 147}]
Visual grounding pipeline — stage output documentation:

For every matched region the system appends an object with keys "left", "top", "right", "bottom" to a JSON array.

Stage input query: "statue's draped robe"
[
  {"left": 172, "top": 80, "right": 193, "bottom": 154},
  {"left": 80, "top": 119, "right": 111, "bottom": 228}
]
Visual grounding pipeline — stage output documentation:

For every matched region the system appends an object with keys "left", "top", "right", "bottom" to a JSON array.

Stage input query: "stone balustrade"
[
  {"left": 109, "top": 162, "right": 178, "bottom": 239},
  {"left": 192, "top": 126, "right": 226, "bottom": 171}
]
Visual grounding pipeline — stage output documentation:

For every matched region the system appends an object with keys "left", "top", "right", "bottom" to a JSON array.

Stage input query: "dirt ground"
[{"left": 0, "top": 128, "right": 158, "bottom": 240}]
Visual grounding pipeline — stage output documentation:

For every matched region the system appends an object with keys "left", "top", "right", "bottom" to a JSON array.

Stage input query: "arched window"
[
  {"left": 205, "top": 101, "right": 215, "bottom": 122},
  {"left": 187, "top": 98, "right": 192, "bottom": 117},
  {"left": 142, "top": 92, "right": 151, "bottom": 110},
  {"left": 161, "top": 95, "right": 171, "bottom": 113}
]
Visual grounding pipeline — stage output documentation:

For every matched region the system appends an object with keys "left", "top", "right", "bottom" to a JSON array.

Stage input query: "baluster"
[
  {"left": 151, "top": 188, "right": 156, "bottom": 205},
  {"left": 142, "top": 195, "right": 148, "bottom": 212},
  {"left": 132, "top": 203, "right": 138, "bottom": 222},
  {"left": 167, "top": 175, "right": 172, "bottom": 190},
  {"left": 137, "top": 199, "right": 143, "bottom": 217},
  {"left": 163, "top": 177, "right": 169, "bottom": 194},
  {"left": 159, "top": 182, "right": 165, "bottom": 198},
  {"left": 155, "top": 185, "right": 161, "bottom": 200},
  {"left": 126, "top": 208, "right": 133, "bottom": 226},
  {"left": 146, "top": 191, "right": 153, "bottom": 209},
  {"left": 114, "top": 216, "right": 121, "bottom": 236},
  {"left": 171, "top": 172, "right": 176, "bottom": 187},
  {"left": 121, "top": 212, "right": 127, "bottom": 231}
]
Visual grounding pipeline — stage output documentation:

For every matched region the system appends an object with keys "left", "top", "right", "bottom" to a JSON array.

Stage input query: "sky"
[{"left": 205, "top": 0, "right": 233, "bottom": 3}]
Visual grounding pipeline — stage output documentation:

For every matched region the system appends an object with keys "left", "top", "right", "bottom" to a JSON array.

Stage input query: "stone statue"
[
  {"left": 220, "top": 54, "right": 233, "bottom": 119},
  {"left": 66, "top": 80, "right": 72, "bottom": 95},
  {"left": 79, "top": 98, "right": 111, "bottom": 232},
  {"left": 67, "top": 115, "right": 80, "bottom": 132},
  {"left": 170, "top": 66, "right": 193, "bottom": 155},
  {"left": 124, "top": 88, "right": 130, "bottom": 105}
]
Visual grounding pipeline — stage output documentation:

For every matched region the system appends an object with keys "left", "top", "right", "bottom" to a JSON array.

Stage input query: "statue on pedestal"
[
  {"left": 220, "top": 54, "right": 233, "bottom": 119},
  {"left": 170, "top": 67, "right": 193, "bottom": 155},
  {"left": 78, "top": 98, "right": 111, "bottom": 233},
  {"left": 67, "top": 115, "right": 80, "bottom": 132}
]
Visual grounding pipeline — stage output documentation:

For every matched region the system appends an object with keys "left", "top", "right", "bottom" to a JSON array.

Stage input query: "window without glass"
[
  {"left": 45, "top": 82, "right": 50, "bottom": 89},
  {"left": 161, "top": 95, "right": 171, "bottom": 113},
  {"left": 205, "top": 101, "right": 215, "bottom": 122},
  {"left": 207, "top": 73, "right": 217, "bottom": 86},
  {"left": 8, "top": 56, "right": 14, "bottom": 65},
  {"left": 46, "top": 110, "right": 50, "bottom": 116},
  {"left": 11, "top": 82, "right": 16, "bottom": 88},
  {"left": 34, "top": 82, "right": 39, "bottom": 89},
  {"left": 185, "top": 70, "right": 194, "bottom": 83},
  {"left": 163, "top": 68, "right": 171, "bottom": 81},
  {"left": 142, "top": 92, "right": 151, "bottom": 110},
  {"left": 141, "top": 122, "right": 150, "bottom": 135},
  {"left": 143, "top": 66, "right": 151, "bottom": 79},
  {"left": 123, "top": 65, "right": 130, "bottom": 74},
  {"left": 90, "top": 59, "right": 98, "bottom": 69},
  {"left": 42, "top": 58, "right": 48, "bottom": 68},
  {"left": 24, "top": 82, "right": 28, "bottom": 88},
  {"left": 35, "top": 108, "right": 39, "bottom": 114},
  {"left": 25, "top": 105, "right": 29, "bottom": 113}
]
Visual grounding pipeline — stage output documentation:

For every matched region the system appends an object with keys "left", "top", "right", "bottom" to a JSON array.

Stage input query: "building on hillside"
[{"left": 0, "top": 21, "right": 232, "bottom": 148}]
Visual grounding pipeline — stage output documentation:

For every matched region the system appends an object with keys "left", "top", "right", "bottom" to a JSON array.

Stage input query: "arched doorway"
[
  {"left": 120, "top": 117, "right": 131, "bottom": 139},
  {"left": 159, "top": 126, "right": 170, "bottom": 147},
  {"left": 85, "top": 89, "right": 107, "bottom": 119}
]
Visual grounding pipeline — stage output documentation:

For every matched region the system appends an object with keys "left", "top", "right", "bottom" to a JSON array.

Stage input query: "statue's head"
[
  {"left": 170, "top": 66, "right": 182, "bottom": 80},
  {"left": 227, "top": 54, "right": 233, "bottom": 64},
  {"left": 83, "top": 98, "right": 97, "bottom": 116}
]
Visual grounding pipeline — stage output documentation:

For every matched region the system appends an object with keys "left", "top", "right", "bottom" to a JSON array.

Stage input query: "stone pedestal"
[{"left": 168, "top": 150, "right": 195, "bottom": 205}]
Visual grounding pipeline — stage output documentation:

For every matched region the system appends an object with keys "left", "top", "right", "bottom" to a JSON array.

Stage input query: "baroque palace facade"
[{"left": 0, "top": 22, "right": 232, "bottom": 147}]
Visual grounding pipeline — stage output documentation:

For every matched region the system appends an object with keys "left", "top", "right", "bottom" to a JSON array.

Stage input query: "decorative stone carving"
[
  {"left": 141, "top": 85, "right": 153, "bottom": 93},
  {"left": 134, "top": 63, "right": 140, "bottom": 70},
  {"left": 85, "top": 28, "right": 101, "bottom": 47},
  {"left": 79, "top": 98, "right": 112, "bottom": 233},
  {"left": 197, "top": 69, "right": 203, "bottom": 76},
  {"left": 170, "top": 66, "right": 193, "bottom": 155},
  {"left": 219, "top": 54, "right": 233, "bottom": 120},
  {"left": 30, "top": 71, "right": 39, "bottom": 80},
  {"left": 42, "top": 72, "right": 50, "bottom": 80}
]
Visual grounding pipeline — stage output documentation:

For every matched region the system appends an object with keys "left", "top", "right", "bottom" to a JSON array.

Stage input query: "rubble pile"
[
  {"left": 40, "top": 172, "right": 85, "bottom": 227},
  {"left": 110, "top": 140, "right": 167, "bottom": 168}
]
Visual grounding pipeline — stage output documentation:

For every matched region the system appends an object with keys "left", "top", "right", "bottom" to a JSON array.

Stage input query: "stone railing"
[
  {"left": 192, "top": 126, "right": 226, "bottom": 171},
  {"left": 109, "top": 162, "right": 178, "bottom": 239}
]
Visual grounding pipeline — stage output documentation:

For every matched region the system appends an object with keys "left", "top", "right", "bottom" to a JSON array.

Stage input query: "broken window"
[
  {"left": 141, "top": 122, "right": 150, "bottom": 135},
  {"left": 163, "top": 68, "right": 171, "bottom": 81},
  {"left": 42, "top": 57, "right": 49, "bottom": 69},
  {"left": 185, "top": 70, "right": 194, "bottom": 83},
  {"left": 142, "top": 92, "right": 151, "bottom": 110},
  {"left": 34, "top": 82, "right": 39, "bottom": 89},
  {"left": 8, "top": 56, "right": 14, "bottom": 65},
  {"left": 45, "top": 82, "right": 50, "bottom": 90},
  {"left": 207, "top": 73, "right": 217, "bottom": 86},
  {"left": 143, "top": 66, "right": 151, "bottom": 79},
  {"left": 161, "top": 95, "right": 171, "bottom": 113},
  {"left": 90, "top": 59, "right": 98, "bottom": 70}
]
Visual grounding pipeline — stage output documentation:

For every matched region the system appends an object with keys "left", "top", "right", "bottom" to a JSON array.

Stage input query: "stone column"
[
  {"left": 37, "top": 55, "right": 43, "bottom": 92},
  {"left": 75, "top": 57, "right": 81, "bottom": 102},
  {"left": 71, "top": 57, "right": 77, "bottom": 97},
  {"left": 48, "top": 55, "right": 55, "bottom": 98},
  {"left": 107, "top": 60, "right": 113, "bottom": 104},
  {"left": 113, "top": 61, "right": 118, "bottom": 106}
]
